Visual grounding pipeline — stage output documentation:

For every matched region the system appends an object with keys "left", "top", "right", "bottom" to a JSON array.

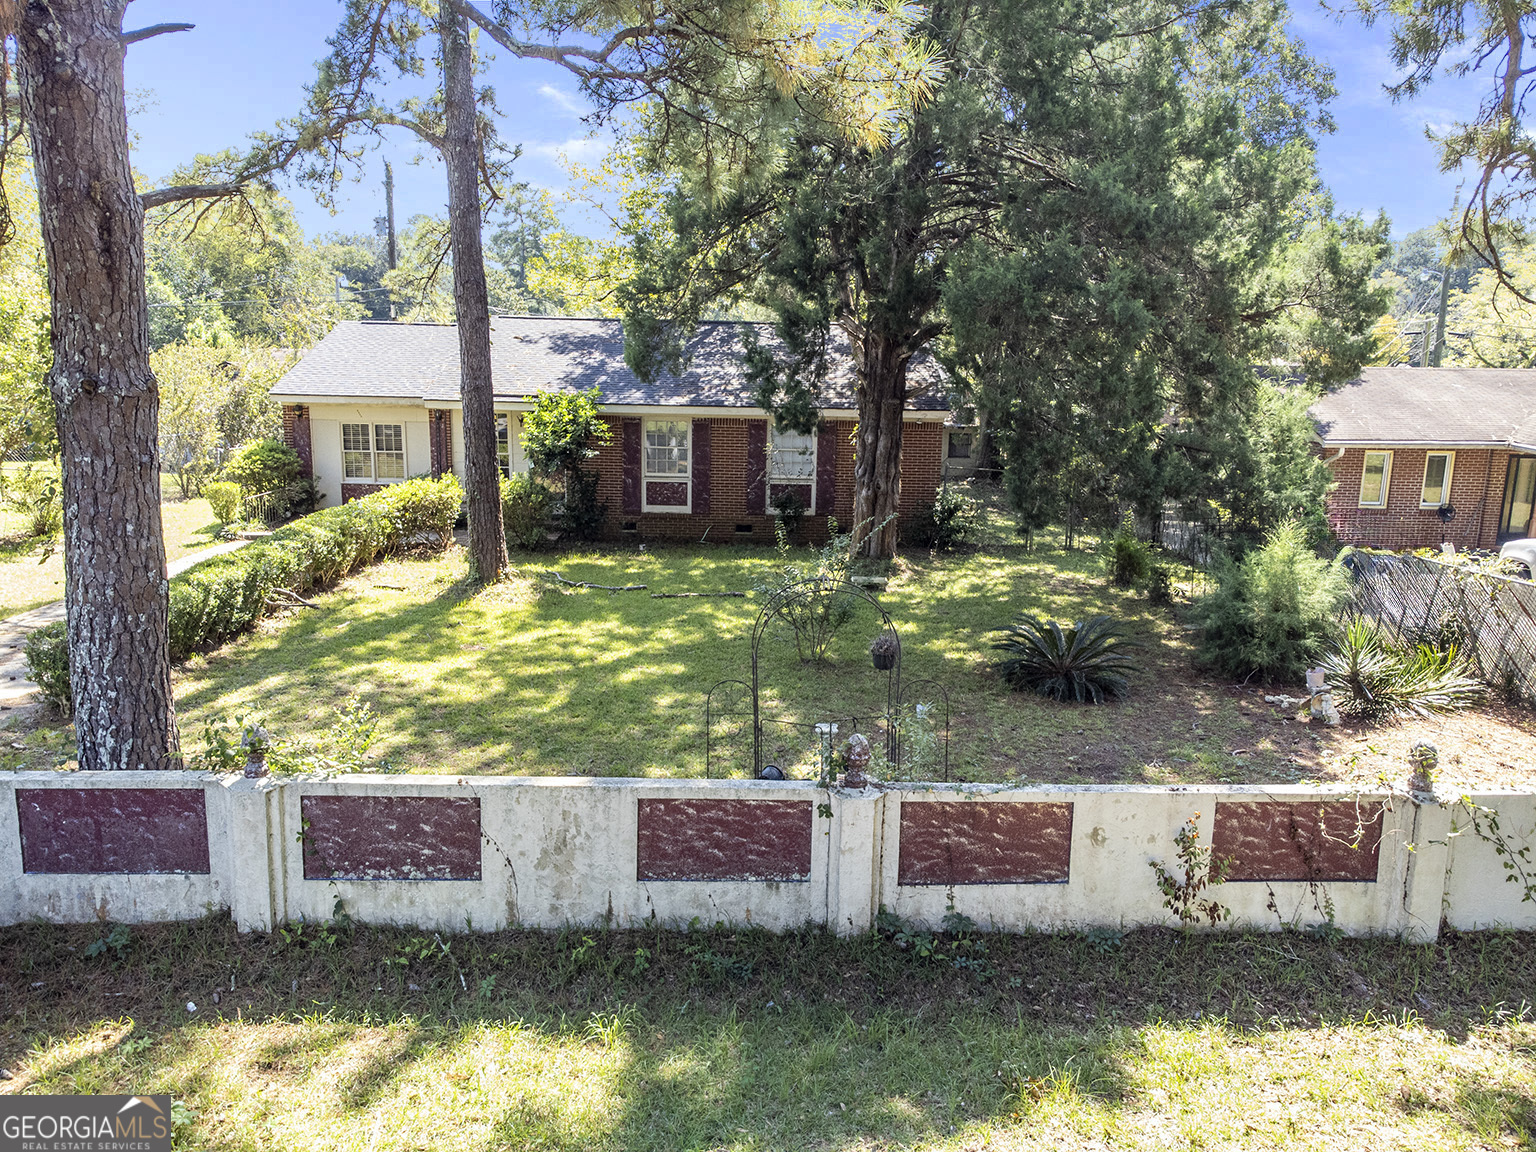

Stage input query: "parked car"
[{"left": 1499, "top": 537, "right": 1536, "bottom": 579}]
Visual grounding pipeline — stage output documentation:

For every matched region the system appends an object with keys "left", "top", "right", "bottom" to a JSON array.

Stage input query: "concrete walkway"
[{"left": 0, "top": 538, "right": 250, "bottom": 715}]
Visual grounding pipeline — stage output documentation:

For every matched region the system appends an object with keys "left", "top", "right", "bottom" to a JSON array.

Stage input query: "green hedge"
[{"left": 168, "top": 476, "right": 462, "bottom": 660}]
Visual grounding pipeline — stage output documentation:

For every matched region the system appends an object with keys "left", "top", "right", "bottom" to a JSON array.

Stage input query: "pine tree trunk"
[
  {"left": 16, "top": 0, "right": 178, "bottom": 770},
  {"left": 850, "top": 331, "right": 908, "bottom": 559},
  {"left": 439, "top": 0, "right": 507, "bottom": 582}
]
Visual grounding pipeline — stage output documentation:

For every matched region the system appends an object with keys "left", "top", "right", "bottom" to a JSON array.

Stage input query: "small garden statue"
[
  {"left": 841, "top": 733, "right": 873, "bottom": 789},
  {"left": 1408, "top": 741, "right": 1438, "bottom": 795},
  {"left": 242, "top": 722, "right": 272, "bottom": 779}
]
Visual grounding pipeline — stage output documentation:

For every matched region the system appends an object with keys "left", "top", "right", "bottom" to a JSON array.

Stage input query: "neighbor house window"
[
  {"left": 341, "top": 423, "right": 405, "bottom": 482},
  {"left": 947, "top": 431, "right": 974, "bottom": 459},
  {"left": 644, "top": 419, "right": 690, "bottom": 477},
  {"left": 1358, "top": 450, "right": 1392, "bottom": 508},
  {"left": 1421, "top": 451, "right": 1454, "bottom": 507}
]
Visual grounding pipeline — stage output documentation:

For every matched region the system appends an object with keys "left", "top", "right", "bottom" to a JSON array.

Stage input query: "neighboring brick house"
[
  {"left": 270, "top": 317, "right": 951, "bottom": 543},
  {"left": 1310, "top": 367, "right": 1536, "bottom": 551}
]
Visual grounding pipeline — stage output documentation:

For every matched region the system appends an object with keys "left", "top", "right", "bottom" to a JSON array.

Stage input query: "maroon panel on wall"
[
  {"left": 897, "top": 801, "right": 1074, "bottom": 885},
  {"left": 769, "top": 482, "right": 813, "bottom": 510},
  {"left": 621, "top": 419, "right": 642, "bottom": 514},
  {"left": 301, "top": 795, "right": 482, "bottom": 880},
  {"left": 17, "top": 788, "right": 210, "bottom": 874},
  {"left": 746, "top": 421, "right": 768, "bottom": 514},
  {"left": 692, "top": 419, "right": 712, "bottom": 515},
  {"left": 292, "top": 406, "right": 313, "bottom": 477},
  {"left": 1213, "top": 801, "right": 1384, "bottom": 882},
  {"left": 637, "top": 798, "right": 812, "bottom": 881},
  {"left": 816, "top": 426, "right": 836, "bottom": 512},
  {"left": 645, "top": 481, "right": 689, "bottom": 507}
]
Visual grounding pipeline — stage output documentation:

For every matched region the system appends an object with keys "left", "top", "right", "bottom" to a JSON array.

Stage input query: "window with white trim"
[
  {"left": 1421, "top": 451, "right": 1455, "bottom": 507},
  {"left": 1359, "top": 450, "right": 1392, "bottom": 508},
  {"left": 644, "top": 419, "right": 690, "bottom": 477},
  {"left": 496, "top": 414, "right": 512, "bottom": 477},
  {"left": 769, "top": 426, "right": 816, "bottom": 481},
  {"left": 341, "top": 423, "right": 406, "bottom": 481}
]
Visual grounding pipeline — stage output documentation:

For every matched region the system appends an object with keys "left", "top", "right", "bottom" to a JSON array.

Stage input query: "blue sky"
[{"left": 121, "top": 0, "right": 1488, "bottom": 245}]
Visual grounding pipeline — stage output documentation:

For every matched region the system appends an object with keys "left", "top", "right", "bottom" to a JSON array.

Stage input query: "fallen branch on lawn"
[
  {"left": 545, "top": 570, "right": 647, "bottom": 592},
  {"left": 269, "top": 588, "right": 321, "bottom": 608},
  {"left": 649, "top": 591, "right": 747, "bottom": 598}
]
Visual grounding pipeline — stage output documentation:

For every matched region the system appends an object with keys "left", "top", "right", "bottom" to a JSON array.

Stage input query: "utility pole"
[
  {"left": 1430, "top": 265, "right": 1451, "bottom": 367},
  {"left": 384, "top": 160, "right": 398, "bottom": 271}
]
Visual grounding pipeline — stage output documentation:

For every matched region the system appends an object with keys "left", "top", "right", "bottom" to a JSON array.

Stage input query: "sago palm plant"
[
  {"left": 992, "top": 615, "right": 1140, "bottom": 703},
  {"left": 1323, "top": 617, "right": 1484, "bottom": 721}
]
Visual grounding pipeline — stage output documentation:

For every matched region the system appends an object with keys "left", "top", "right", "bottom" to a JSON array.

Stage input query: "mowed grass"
[
  {"left": 167, "top": 536, "right": 1223, "bottom": 781},
  {"left": 3, "top": 918, "right": 1535, "bottom": 1150},
  {"left": 0, "top": 493, "right": 221, "bottom": 620}
]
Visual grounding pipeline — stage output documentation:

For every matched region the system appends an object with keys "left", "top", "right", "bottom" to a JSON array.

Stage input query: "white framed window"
[
  {"left": 947, "top": 431, "right": 974, "bottom": 460},
  {"left": 496, "top": 414, "right": 512, "bottom": 478},
  {"left": 643, "top": 418, "right": 691, "bottom": 512},
  {"left": 768, "top": 425, "right": 816, "bottom": 514},
  {"left": 1359, "top": 450, "right": 1392, "bottom": 508},
  {"left": 341, "top": 422, "right": 406, "bottom": 482},
  {"left": 1421, "top": 451, "right": 1455, "bottom": 508}
]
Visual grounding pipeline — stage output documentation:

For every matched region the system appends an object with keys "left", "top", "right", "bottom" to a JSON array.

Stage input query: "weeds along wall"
[{"left": 1, "top": 774, "right": 1532, "bottom": 943}]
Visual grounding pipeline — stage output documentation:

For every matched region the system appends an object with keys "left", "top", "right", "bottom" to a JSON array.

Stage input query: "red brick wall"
[
  {"left": 341, "top": 482, "right": 386, "bottom": 503},
  {"left": 1325, "top": 446, "right": 1509, "bottom": 551},
  {"left": 589, "top": 415, "right": 943, "bottom": 543}
]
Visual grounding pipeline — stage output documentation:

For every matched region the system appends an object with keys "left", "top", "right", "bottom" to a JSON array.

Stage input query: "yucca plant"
[
  {"left": 992, "top": 615, "right": 1140, "bottom": 703},
  {"left": 1323, "top": 617, "right": 1484, "bottom": 721}
]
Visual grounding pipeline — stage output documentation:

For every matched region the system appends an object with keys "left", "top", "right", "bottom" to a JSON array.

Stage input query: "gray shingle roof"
[
  {"left": 1310, "top": 366, "right": 1536, "bottom": 451},
  {"left": 272, "top": 316, "right": 950, "bottom": 411}
]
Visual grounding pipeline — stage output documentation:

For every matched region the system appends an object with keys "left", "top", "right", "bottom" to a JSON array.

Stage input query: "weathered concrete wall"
[{"left": 2, "top": 774, "right": 1531, "bottom": 942}]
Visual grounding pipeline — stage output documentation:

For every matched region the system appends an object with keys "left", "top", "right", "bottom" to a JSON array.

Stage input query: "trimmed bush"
[
  {"left": 205, "top": 481, "right": 242, "bottom": 524},
  {"left": 222, "top": 438, "right": 302, "bottom": 493},
  {"left": 23, "top": 621, "right": 71, "bottom": 716},
  {"left": 501, "top": 472, "right": 553, "bottom": 550},
  {"left": 167, "top": 475, "right": 463, "bottom": 660}
]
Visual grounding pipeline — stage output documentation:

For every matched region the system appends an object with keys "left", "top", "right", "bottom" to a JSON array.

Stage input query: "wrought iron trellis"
[{"left": 703, "top": 578, "right": 951, "bottom": 780}]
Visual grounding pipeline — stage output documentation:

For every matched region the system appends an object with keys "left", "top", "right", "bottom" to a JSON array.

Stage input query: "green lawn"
[
  {"left": 3, "top": 917, "right": 1533, "bottom": 1150},
  {"left": 0, "top": 495, "right": 221, "bottom": 620},
  {"left": 166, "top": 536, "right": 1266, "bottom": 783}
]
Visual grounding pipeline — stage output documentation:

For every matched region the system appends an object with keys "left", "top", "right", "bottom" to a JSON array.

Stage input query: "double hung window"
[{"left": 342, "top": 423, "right": 406, "bottom": 481}]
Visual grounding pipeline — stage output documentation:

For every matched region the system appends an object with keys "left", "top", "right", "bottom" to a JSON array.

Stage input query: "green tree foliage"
[
  {"left": 622, "top": 0, "right": 1387, "bottom": 557},
  {"left": 1346, "top": 0, "right": 1536, "bottom": 293},
  {"left": 154, "top": 343, "right": 288, "bottom": 497},
  {"left": 145, "top": 178, "right": 364, "bottom": 350},
  {"left": 0, "top": 148, "right": 53, "bottom": 457},
  {"left": 1195, "top": 520, "right": 1349, "bottom": 682},
  {"left": 520, "top": 387, "right": 612, "bottom": 477}
]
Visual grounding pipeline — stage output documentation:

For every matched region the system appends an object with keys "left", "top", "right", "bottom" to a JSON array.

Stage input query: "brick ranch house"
[
  {"left": 1310, "top": 366, "right": 1536, "bottom": 551},
  {"left": 272, "top": 316, "right": 965, "bottom": 542}
]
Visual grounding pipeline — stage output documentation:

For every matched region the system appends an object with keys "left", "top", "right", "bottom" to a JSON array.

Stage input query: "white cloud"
[
  {"left": 538, "top": 84, "right": 585, "bottom": 116},
  {"left": 526, "top": 136, "right": 607, "bottom": 163}
]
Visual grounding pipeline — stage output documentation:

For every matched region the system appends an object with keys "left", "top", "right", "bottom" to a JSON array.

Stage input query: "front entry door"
[{"left": 1500, "top": 455, "right": 1536, "bottom": 540}]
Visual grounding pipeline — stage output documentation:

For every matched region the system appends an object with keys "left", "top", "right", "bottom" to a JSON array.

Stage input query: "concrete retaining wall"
[{"left": 1, "top": 773, "right": 1530, "bottom": 942}]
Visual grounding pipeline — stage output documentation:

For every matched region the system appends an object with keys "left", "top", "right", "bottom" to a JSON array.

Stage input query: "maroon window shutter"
[
  {"left": 691, "top": 419, "right": 712, "bottom": 515},
  {"left": 816, "top": 425, "right": 836, "bottom": 514},
  {"left": 746, "top": 420, "right": 768, "bottom": 514},
  {"left": 622, "top": 419, "right": 642, "bottom": 514}
]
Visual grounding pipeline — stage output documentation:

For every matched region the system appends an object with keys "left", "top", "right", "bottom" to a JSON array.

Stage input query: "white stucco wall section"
[
  {"left": 3, "top": 775, "right": 1532, "bottom": 943},
  {"left": 304, "top": 402, "right": 430, "bottom": 506}
]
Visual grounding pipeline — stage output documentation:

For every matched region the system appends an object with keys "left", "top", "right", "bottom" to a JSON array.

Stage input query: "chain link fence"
[{"left": 1344, "top": 552, "right": 1536, "bottom": 701}]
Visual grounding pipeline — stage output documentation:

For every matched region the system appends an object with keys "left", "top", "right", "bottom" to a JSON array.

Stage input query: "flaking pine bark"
[
  {"left": 439, "top": 0, "right": 507, "bottom": 582},
  {"left": 14, "top": 0, "right": 178, "bottom": 768}
]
